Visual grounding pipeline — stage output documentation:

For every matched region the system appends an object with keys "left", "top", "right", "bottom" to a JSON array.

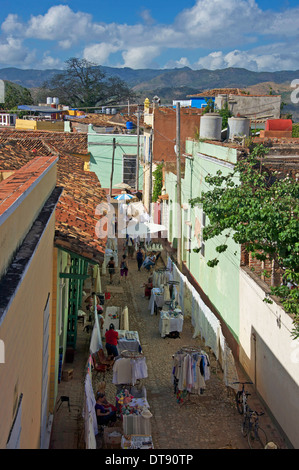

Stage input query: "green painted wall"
[
  {"left": 165, "top": 140, "right": 241, "bottom": 341},
  {"left": 54, "top": 249, "right": 69, "bottom": 400},
  {"left": 88, "top": 126, "right": 144, "bottom": 190}
]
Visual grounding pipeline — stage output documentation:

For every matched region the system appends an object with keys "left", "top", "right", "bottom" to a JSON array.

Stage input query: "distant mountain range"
[
  {"left": 0, "top": 65, "right": 298, "bottom": 118},
  {"left": 1, "top": 65, "right": 299, "bottom": 92}
]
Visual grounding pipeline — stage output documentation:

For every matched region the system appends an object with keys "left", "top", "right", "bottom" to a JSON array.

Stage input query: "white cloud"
[
  {"left": 164, "top": 57, "right": 191, "bottom": 69},
  {"left": 1, "top": 1, "right": 299, "bottom": 70},
  {"left": 122, "top": 46, "right": 161, "bottom": 69},
  {"left": 58, "top": 39, "right": 73, "bottom": 50},
  {"left": 26, "top": 5, "right": 93, "bottom": 42},
  {"left": 139, "top": 9, "right": 155, "bottom": 25},
  {"left": 83, "top": 43, "right": 120, "bottom": 64},
  {"left": 1, "top": 14, "right": 24, "bottom": 35},
  {"left": 40, "top": 53, "right": 63, "bottom": 69},
  {"left": 0, "top": 37, "right": 35, "bottom": 67},
  {"left": 194, "top": 44, "right": 299, "bottom": 72}
]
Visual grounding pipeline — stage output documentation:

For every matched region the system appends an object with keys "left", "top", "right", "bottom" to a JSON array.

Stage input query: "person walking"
[
  {"left": 127, "top": 237, "right": 135, "bottom": 259},
  {"left": 107, "top": 256, "right": 115, "bottom": 284},
  {"left": 136, "top": 247, "right": 144, "bottom": 271},
  {"left": 120, "top": 254, "right": 128, "bottom": 281},
  {"left": 105, "top": 324, "right": 119, "bottom": 357}
]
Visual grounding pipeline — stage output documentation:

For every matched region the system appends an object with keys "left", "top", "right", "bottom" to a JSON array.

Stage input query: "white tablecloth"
[
  {"left": 117, "top": 330, "right": 141, "bottom": 353},
  {"left": 122, "top": 414, "right": 152, "bottom": 436},
  {"left": 103, "top": 306, "right": 120, "bottom": 332},
  {"left": 148, "top": 288, "right": 164, "bottom": 315},
  {"left": 159, "top": 311, "right": 184, "bottom": 337}
]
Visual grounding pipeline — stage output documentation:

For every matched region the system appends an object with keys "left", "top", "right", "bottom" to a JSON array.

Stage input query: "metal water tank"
[
  {"left": 47, "top": 97, "right": 53, "bottom": 105},
  {"left": 199, "top": 113, "right": 222, "bottom": 140},
  {"left": 53, "top": 97, "right": 59, "bottom": 106},
  {"left": 106, "top": 108, "right": 111, "bottom": 114},
  {"left": 111, "top": 108, "right": 117, "bottom": 115},
  {"left": 227, "top": 117, "right": 250, "bottom": 140}
]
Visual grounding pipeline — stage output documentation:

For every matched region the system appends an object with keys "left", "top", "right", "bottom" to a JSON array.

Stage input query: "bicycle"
[
  {"left": 233, "top": 381, "right": 253, "bottom": 415},
  {"left": 241, "top": 408, "right": 268, "bottom": 449}
]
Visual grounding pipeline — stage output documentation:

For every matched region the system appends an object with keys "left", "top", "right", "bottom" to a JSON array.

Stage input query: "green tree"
[
  {"left": 43, "top": 58, "right": 134, "bottom": 108},
  {"left": 3, "top": 82, "right": 33, "bottom": 110},
  {"left": 190, "top": 144, "right": 299, "bottom": 337},
  {"left": 202, "top": 98, "right": 215, "bottom": 114},
  {"left": 218, "top": 102, "right": 232, "bottom": 129},
  {"left": 152, "top": 163, "right": 163, "bottom": 202}
]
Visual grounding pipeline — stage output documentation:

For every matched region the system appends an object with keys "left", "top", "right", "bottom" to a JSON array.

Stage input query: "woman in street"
[
  {"left": 120, "top": 254, "right": 129, "bottom": 281},
  {"left": 107, "top": 256, "right": 115, "bottom": 284},
  {"left": 136, "top": 247, "right": 144, "bottom": 271},
  {"left": 105, "top": 323, "right": 119, "bottom": 357}
]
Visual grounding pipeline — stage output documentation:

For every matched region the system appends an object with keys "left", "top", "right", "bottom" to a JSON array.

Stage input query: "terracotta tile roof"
[
  {"left": 0, "top": 156, "right": 58, "bottom": 217},
  {"left": 69, "top": 112, "right": 144, "bottom": 130},
  {"left": 0, "top": 130, "right": 107, "bottom": 263},
  {"left": 187, "top": 88, "right": 279, "bottom": 98},
  {"left": 0, "top": 128, "right": 89, "bottom": 155}
]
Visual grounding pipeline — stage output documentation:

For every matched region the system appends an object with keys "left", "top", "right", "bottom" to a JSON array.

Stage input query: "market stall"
[
  {"left": 112, "top": 350, "right": 148, "bottom": 386},
  {"left": 159, "top": 308, "right": 184, "bottom": 338},
  {"left": 112, "top": 351, "right": 154, "bottom": 447},
  {"left": 103, "top": 306, "right": 120, "bottom": 332},
  {"left": 172, "top": 346, "right": 211, "bottom": 404},
  {"left": 121, "top": 434, "right": 154, "bottom": 449},
  {"left": 148, "top": 287, "right": 165, "bottom": 315},
  {"left": 117, "top": 330, "right": 142, "bottom": 354},
  {"left": 116, "top": 388, "right": 152, "bottom": 436}
]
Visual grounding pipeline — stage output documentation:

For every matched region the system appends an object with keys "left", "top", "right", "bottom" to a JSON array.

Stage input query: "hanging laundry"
[
  {"left": 112, "top": 355, "right": 148, "bottom": 385},
  {"left": 172, "top": 348, "right": 210, "bottom": 400}
]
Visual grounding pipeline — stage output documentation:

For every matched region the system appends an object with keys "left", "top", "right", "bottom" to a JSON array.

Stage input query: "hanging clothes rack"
[
  {"left": 112, "top": 350, "right": 148, "bottom": 386},
  {"left": 172, "top": 346, "right": 210, "bottom": 405}
]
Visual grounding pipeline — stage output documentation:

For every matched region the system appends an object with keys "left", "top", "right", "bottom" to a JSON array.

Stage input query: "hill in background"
[{"left": 0, "top": 66, "right": 298, "bottom": 120}]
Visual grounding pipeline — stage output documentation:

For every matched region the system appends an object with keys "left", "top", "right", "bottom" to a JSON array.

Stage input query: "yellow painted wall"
[
  {"left": 15, "top": 119, "right": 37, "bottom": 130},
  {"left": 0, "top": 171, "right": 14, "bottom": 182},
  {"left": 72, "top": 153, "right": 90, "bottom": 171},
  {"left": 49, "top": 247, "right": 58, "bottom": 413},
  {"left": 36, "top": 121, "right": 64, "bottom": 132},
  {"left": 0, "top": 213, "right": 55, "bottom": 449},
  {"left": 0, "top": 164, "right": 57, "bottom": 277},
  {"left": 15, "top": 120, "right": 64, "bottom": 132}
]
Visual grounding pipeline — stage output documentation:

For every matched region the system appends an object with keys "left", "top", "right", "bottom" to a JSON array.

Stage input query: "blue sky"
[{"left": 0, "top": 0, "right": 299, "bottom": 71}]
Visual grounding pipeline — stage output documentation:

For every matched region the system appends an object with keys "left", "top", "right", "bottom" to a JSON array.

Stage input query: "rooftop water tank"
[
  {"left": 53, "top": 97, "right": 59, "bottom": 105},
  {"left": 227, "top": 117, "right": 250, "bottom": 140},
  {"left": 111, "top": 108, "right": 117, "bottom": 115},
  {"left": 106, "top": 108, "right": 111, "bottom": 114},
  {"left": 126, "top": 121, "right": 133, "bottom": 130},
  {"left": 199, "top": 113, "right": 222, "bottom": 141},
  {"left": 47, "top": 97, "right": 53, "bottom": 105}
]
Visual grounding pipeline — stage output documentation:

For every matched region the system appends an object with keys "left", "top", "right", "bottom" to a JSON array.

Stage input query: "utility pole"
[
  {"left": 176, "top": 102, "right": 182, "bottom": 270},
  {"left": 109, "top": 138, "right": 116, "bottom": 199},
  {"left": 149, "top": 128, "right": 153, "bottom": 216},
  {"left": 136, "top": 105, "right": 140, "bottom": 191}
]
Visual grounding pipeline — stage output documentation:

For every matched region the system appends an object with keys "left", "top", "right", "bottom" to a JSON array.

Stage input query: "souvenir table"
[
  {"left": 148, "top": 288, "right": 164, "bottom": 315},
  {"left": 159, "top": 309, "right": 184, "bottom": 338},
  {"left": 117, "top": 330, "right": 141, "bottom": 353},
  {"left": 116, "top": 389, "right": 152, "bottom": 436},
  {"left": 121, "top": 435, "right": 154, "bottom": 449},
  {"left": 103, "top": 306, "right": 120, "bottom": 332}
]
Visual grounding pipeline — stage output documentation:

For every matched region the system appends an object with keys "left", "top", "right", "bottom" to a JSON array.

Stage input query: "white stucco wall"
[
  {"left": 239, "top": 267, "right": 299, "bottom": 448},
  {"left": 0, "top": 80, "right": 5, "bottom": 104}
]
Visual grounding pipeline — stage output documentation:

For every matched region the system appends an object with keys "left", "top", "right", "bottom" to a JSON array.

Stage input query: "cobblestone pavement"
[
  {"left": 50, "top": 245, "right": 288, "bottom": 450},
  {"left": 95, "top": 249, "right": 288, "bottom": 450}
]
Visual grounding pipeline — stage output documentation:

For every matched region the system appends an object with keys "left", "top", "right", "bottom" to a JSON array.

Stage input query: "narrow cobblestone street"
[
  {"left": 49, "top": 242, "right": 288, "bottom": 450},
  {"left": 92, "top": 245, "right": 287, "bottom": 450}
]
